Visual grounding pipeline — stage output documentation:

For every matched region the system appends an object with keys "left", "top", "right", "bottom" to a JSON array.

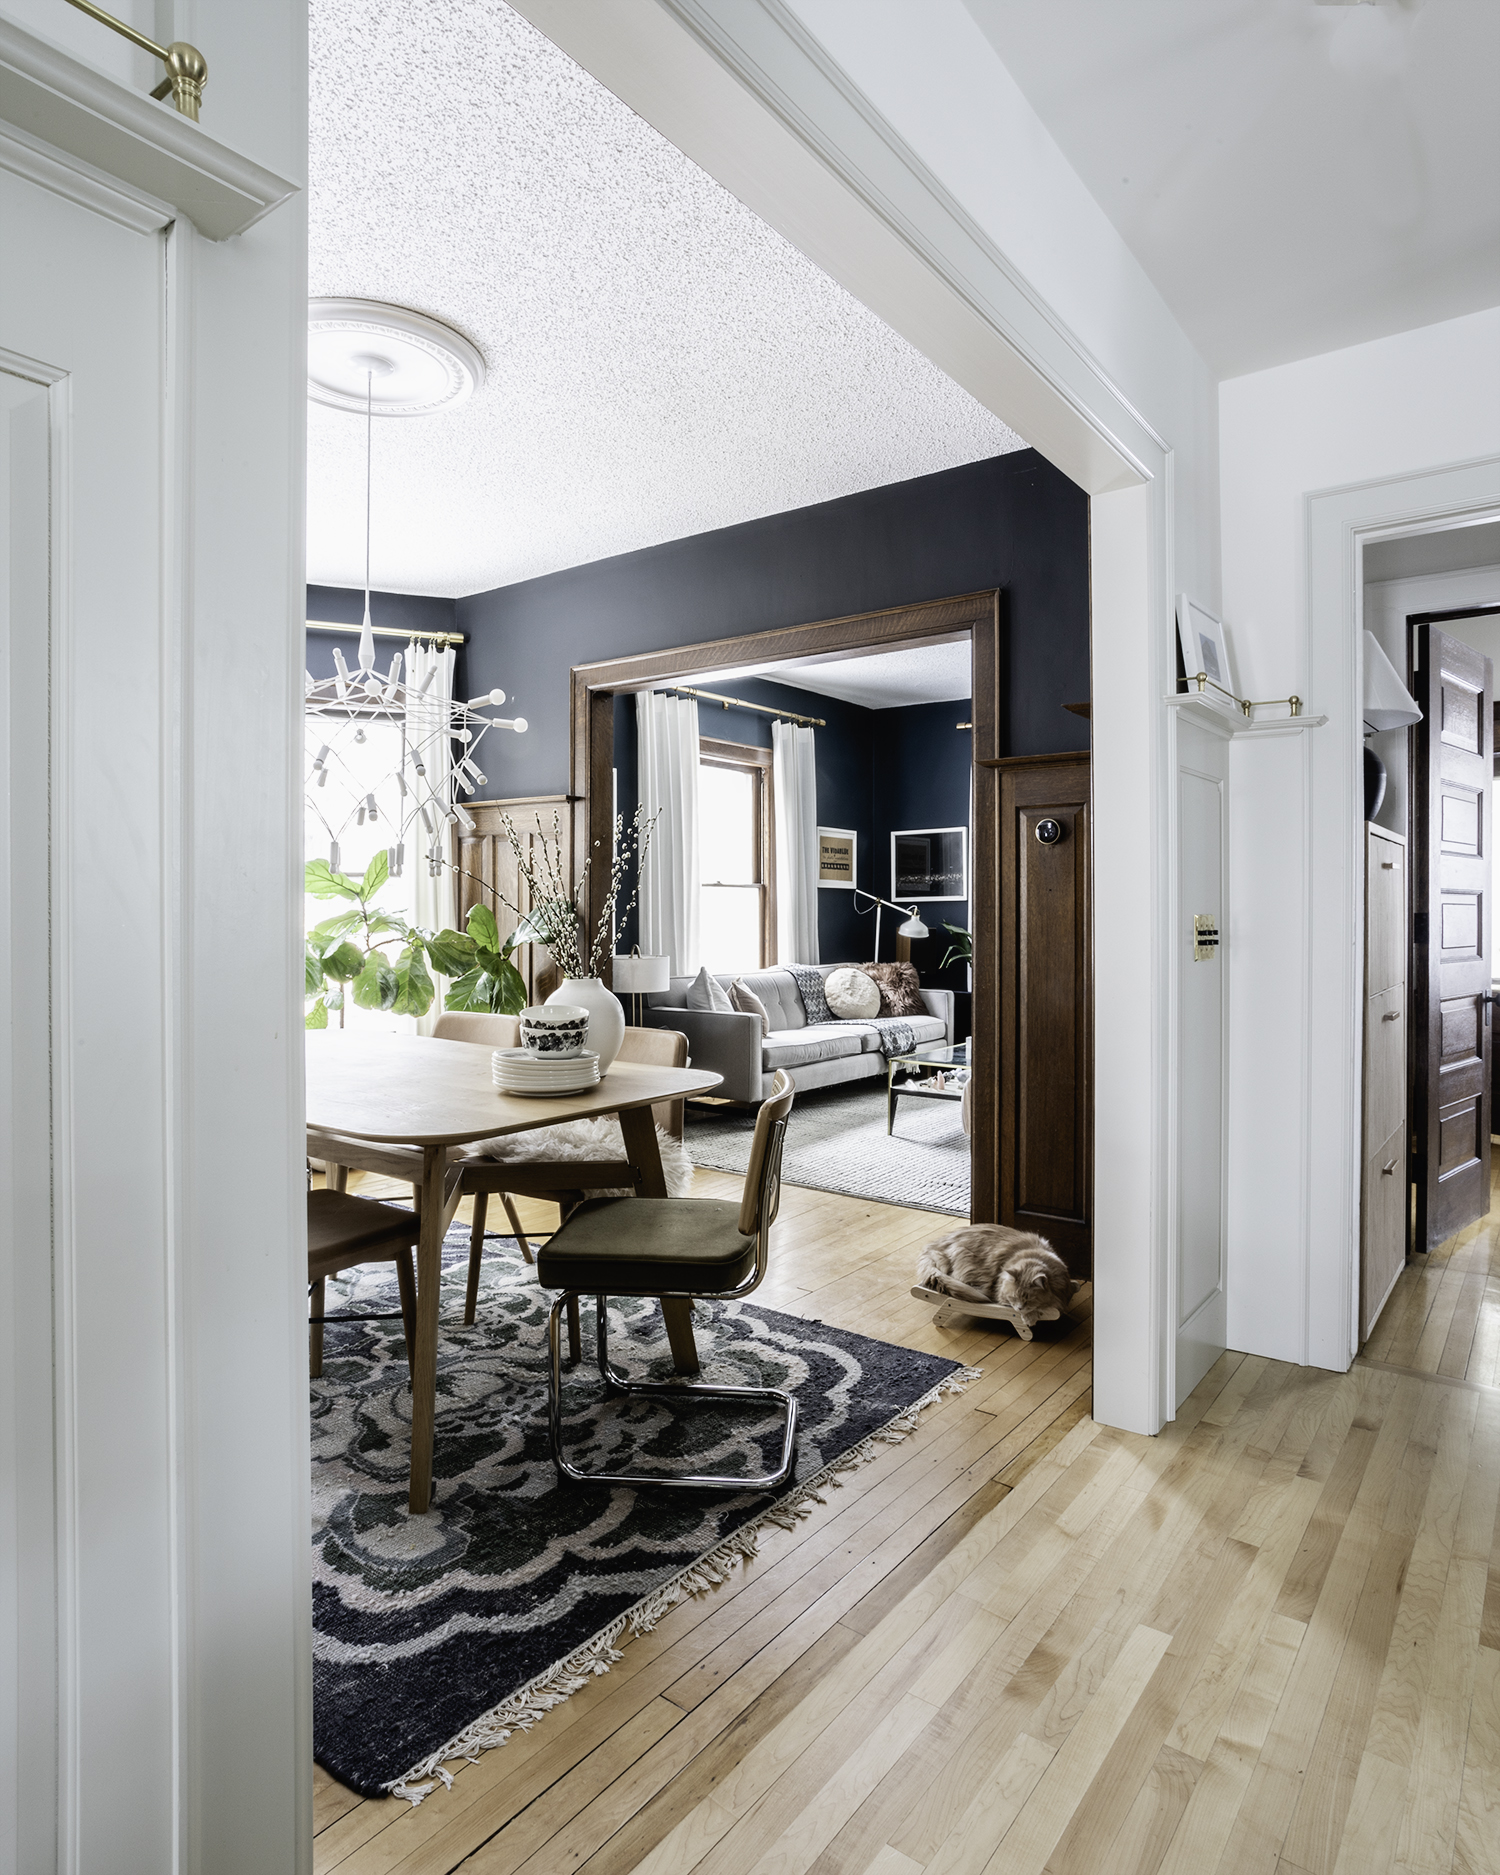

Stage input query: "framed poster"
[
  {"left": 817, "top": 827, "right": 857, "bottom": 888},
  {"left": 892, "top": 827, "right": 968, "bottom": 901},
  {"left": 1176, "top": 593, "right": 1236, "bottom": 702}
]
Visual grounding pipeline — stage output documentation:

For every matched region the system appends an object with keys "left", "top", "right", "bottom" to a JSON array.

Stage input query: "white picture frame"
[
  {"left": 1177, "top": 593, "right": 1236, "bottom": 703},
  {"left": 891, "top": 826, "right": 969, "bottom": 902},
  {"left": 817, "top": 826, "right": 857, "bottom": 888}
]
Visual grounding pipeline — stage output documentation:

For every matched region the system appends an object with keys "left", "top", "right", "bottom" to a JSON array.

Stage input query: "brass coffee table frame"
[{"left": 886, "top": 1039, "right": 970, "bottom": 1135}]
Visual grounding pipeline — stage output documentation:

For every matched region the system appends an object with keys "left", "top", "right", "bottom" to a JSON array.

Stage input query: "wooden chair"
[
  {"left": 537, "top": 1070, "right": 797, "bottom": 1491},
  {"left": 307, "top": 1188, "right": 420, "bottom": 1379}
]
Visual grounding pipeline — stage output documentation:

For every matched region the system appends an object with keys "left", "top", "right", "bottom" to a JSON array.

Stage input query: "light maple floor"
[{"left": 311, "top": 1169, "right": 1500, "bottom": 1875}]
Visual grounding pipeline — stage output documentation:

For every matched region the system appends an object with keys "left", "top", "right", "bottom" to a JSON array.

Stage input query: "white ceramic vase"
[{"left": 547, "top": 976, "right": 626, "bottom": 1072}]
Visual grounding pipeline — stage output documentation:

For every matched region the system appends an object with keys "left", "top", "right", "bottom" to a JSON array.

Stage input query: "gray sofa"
[{"left": 645, "top": 963, "right": 952, "bottom": 1104}]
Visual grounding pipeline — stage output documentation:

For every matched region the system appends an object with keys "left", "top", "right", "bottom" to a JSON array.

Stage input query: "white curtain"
[
  {"left": 406, "top": 638, "right": 456, "bottom": 1034},
  {"left": 637, "top": 690, "right": 701, "bottom": 977},
  {"left": 773, "top": 719, "right": 819, "bottom": 964}
]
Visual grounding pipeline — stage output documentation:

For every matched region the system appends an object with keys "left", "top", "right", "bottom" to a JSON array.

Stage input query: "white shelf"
[{"left": 1165, "top": 693, "right": 1328, "bottom": 738}]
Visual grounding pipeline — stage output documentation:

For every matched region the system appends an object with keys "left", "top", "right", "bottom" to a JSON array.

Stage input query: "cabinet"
[{"left": 1362, "top": 823, "right": 1408, "bottom": 1339}]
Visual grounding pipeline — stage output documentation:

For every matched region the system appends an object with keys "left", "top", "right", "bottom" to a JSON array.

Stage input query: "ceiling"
[
  {"left": 694, "top": 639, "right": 974, "bottom": 710},
  {"left": 962, "top": 0, "right": 1500, "bottom": 377},
  {"left": 1364, "top": 518, "right": 1500, "bottom": 582},
  {"left": 306, "top": 0, "right": 1023, "bottom": 600}
]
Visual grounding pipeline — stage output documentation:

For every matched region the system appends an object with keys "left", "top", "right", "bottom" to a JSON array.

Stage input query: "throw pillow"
[
  {"left": 861, "top": 960, "right": 925, "bottom": 1017},
  {"left": 824, "top": 965, "right": 882, "bottom": 1020},
  {"left": 731, "top": 978, "right": 771, "bottom": 1036},
  {"left": 685, "top": 965, "right": 734, "bottom": 1014}
]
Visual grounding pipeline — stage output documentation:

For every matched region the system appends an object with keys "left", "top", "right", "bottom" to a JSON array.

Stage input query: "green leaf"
[
  {"left": 442, "top": 965, "right": 488, "bottom": 1012},
  {"left": 390, "top": 941, "right": 435, "bottom": 1016},
  {"left": 305, "top": 859, "right": 361, "bottom": 900},
  {"left": 426, "top": 929, "right": 478, "bottom": 978},
  {"left": 309, "top": 908, "right": 363, "bottom": 945},
  {"left": 322, "top": 941, "right": 365, "bottom": 982},
  {"left": 466, "top": 903, "right": 500, "bottom": 954},
  {"left": 491, "top": 956, "right": 527, "bottom": 1015},
  {"left": 443, "top": 957, "right": 526, "bottom": 1015},
  {"left": 359, "top": 849, "right": 389, "bottom": 901},
  {"left": 326, "top": 988, "right": 344, "bottom": 1012},
  {"left": 305, "top": 997, "right": 328, "bottom": 1030},
  {"left": 363, "top": 910, "right": 411, "bottom": 939},
  {"left": 352, "top": 954, "right": 399, "bottom": 1011},
  {"left": 305, "top": 944, "right": 325, "bottom": 996}
]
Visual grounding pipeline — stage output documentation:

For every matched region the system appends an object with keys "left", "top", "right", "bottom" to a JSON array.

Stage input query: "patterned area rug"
[
  {"left": 687, "top": 1081, "right": 971, "bottom": 1216},
  {"left": 312, "top": 1227, "right": 968, "bottom": 1798}
]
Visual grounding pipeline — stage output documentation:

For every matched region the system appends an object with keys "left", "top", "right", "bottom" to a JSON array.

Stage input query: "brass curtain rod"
[
  {"left": 306, "top": 618, "right": 467, "bottom": 648},
  {"left": 661, "top": 683, "right": 825, "bottom": 729},
  {"left": 62, "top": 0, "right": 207, "bottom": 118}
]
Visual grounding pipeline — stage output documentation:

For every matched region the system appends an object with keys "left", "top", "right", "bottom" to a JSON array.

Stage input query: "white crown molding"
[
  {"left": 0, "top": 14, "right": 296, "bottom": 239},
  {"left": 0, "top": 116, "right": 169, "bottom": 234}
]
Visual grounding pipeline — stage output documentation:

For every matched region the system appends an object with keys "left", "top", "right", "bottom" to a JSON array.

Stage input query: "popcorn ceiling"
[{"left": 307, "top": 0, "right": 1025, "bottom": 599}]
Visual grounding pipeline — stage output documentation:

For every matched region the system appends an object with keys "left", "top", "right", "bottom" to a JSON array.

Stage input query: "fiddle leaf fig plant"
[
  {"left": 427, "top": 902, "right": 528, "bottom": 1016},
  {"left": 939, "top": 922, "right": 973, "bottom": 973}
]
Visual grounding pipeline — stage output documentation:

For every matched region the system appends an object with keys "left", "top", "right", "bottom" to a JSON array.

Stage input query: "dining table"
[{"left": 305, "top": 1030, "right": 723, "bottom": 1512}]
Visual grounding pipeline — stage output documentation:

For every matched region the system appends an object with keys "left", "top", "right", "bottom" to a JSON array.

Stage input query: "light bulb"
[{"left": 512, "top": 717, "right": 528, "bottom": 734}]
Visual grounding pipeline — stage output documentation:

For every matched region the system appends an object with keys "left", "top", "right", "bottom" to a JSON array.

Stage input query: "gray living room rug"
[{"left": 687, "top": 1081, "right": 971, "bottom": 1215}]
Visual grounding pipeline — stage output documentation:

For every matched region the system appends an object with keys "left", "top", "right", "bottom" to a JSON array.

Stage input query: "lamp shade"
[
  {"left": 612, "top": 952, "right": 670, "bottom": 993},
  {"left": 1364, "top": 632, "right": 1422, "bottom": 732},
  {"left": 897, "top": 911, "right": 929, "bottom": 939}
]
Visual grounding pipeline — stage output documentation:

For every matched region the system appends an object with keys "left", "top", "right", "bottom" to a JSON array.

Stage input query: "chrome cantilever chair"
[{"left": 536, "top": 1069, "right": 797, "bottom": 1491}]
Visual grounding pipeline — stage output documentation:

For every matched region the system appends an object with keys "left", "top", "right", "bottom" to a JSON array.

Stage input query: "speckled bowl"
[{"left": 519, "top": 1004, "right": 590, "bottom": 1058}]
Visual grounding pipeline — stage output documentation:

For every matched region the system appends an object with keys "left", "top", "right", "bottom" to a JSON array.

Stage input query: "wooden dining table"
[{"left": 305, "top": 1031, "right": 723, "bottom": 1512}]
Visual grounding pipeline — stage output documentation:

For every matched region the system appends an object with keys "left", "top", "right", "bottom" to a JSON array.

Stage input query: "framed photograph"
[
  {"left": 817, "top": 827, "right": 857, "bottom": 888},
  {"left": 1177, "top": 594, "right": 1236, "bottom": 702},
  {"left": 891, "top": 827, "right": 968, "bottom": 902}
]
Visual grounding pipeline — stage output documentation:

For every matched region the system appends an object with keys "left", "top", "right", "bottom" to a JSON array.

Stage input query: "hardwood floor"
[{"left": 311, "top": 1169, "right": 1500, "bottom": 1875}]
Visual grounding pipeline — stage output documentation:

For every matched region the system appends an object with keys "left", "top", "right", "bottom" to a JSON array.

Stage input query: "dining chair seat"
[
  {"left": 534, "top": 1197, "right": 757, "bottom": 1296},
  {"left": 307, "top": 1189, "right": 419, "bottom": 1379}
]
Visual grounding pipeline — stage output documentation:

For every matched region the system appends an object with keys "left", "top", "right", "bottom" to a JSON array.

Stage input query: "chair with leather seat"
[
  {"left": 306, "top": 1188, "right": 420, "bottom": 1378},
  {"left": 536, "top": 1069, "right": 797, "bottom": 1491}
]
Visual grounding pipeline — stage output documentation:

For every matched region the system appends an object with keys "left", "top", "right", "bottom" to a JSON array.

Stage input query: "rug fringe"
[{"left": 385, "top": 1363, "right": 981, "bottom": 1803}]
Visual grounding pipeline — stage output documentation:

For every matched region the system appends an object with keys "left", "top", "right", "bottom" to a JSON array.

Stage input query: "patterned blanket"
[{"left": 787, "top": 966, "right": 918, "bottom": 1058}]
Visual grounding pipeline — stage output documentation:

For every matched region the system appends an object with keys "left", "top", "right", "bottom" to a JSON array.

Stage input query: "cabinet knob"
[
  {"left": 1381, "top": 1161, "right": 1398, "bottom": 1176},
  {"left": 1381, "top": 1010, "right": 1401, "bottom": 1021}
]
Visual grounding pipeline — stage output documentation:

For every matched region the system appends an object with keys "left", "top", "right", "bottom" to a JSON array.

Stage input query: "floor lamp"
[
  {"left": 852, "top": 890, "right": 928, "bottom": 960},
  {"left": 611, "top": 950, "right": 670, "bottom": 1027}
]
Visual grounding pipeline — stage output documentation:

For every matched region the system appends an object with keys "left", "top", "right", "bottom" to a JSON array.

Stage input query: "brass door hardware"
[
  {"left": 62, "top": 0, "right": 207, "bottom": 119},
  {"left": 1192, "top": 915, "right": 1219, "bottom": 961},
  {"left": 1189, "top": 672, "right": 1304, "bottom": 719}
]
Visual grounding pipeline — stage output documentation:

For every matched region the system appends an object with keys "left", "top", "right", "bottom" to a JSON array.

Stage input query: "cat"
[{"left": 916, "top": 1224, "right": 1078, "bottom": 1323}]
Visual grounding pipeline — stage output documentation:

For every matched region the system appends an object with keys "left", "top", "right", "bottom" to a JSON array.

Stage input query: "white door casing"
[
  {"left": 1174, "top": 722, "right": 1229, "bottom": 1404},
  {"left": 0, "top": 10, "right": 307, "bottom": 1870}
]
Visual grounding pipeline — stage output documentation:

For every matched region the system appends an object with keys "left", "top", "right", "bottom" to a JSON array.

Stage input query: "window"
[{"left": 699, "top": 740, "right": 774, "bottom": 971}]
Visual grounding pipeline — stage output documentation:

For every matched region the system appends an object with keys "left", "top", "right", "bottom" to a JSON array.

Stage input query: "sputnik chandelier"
[{"left": 304, "top": 301, "right": 524, "bottom": 880}]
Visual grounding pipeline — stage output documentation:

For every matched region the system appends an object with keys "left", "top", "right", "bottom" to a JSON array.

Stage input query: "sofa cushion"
[
  {"left": 825, "top": 965, "right": 882, "bottom": 1019},
  {"left": 734, "top": 969, "right": 808, "bottom": 1031},
  {"left": 855, "top": 1012, "right": 948, "bottom": 1052},
  {"left": 762, "top": 1023, "right": 866, "bottom": 1069},
  {"left": 686, "top": 965, "right": 734, "bottom": 1013}
]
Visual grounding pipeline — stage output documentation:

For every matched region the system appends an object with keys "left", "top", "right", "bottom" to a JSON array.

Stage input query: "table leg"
[
  {"left": 887, "top": 1066, "right": 896, "bottom": 1134},
  {"left": 408, "top": 1142, "right": 446, "bottom": 1514},
  {"left": 619, "top": 1104, "right": 700, "bottom": 1377}
]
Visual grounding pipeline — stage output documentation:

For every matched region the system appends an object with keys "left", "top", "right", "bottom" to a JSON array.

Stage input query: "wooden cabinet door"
[
  {"left": 996, "top": 755, "right": 1092, "bottom": 1273},
  {"left": 1362, "top": 1123, "right": 1407, "bottom": 1339}
]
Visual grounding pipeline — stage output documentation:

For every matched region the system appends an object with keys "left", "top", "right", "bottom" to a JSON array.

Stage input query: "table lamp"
[{"left": 612, "top": 951, "right": 670, "bottom": 1027}]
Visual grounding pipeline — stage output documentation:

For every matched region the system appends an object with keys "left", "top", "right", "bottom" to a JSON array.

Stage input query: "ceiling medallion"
[{"left": 307, "top": 298, "right": 486, "bottom": 417}]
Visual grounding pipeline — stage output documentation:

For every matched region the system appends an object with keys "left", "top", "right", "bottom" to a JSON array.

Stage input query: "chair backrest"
[
  {"left": 616, "top": 1024, "right": 689, "bottom": 1139},
  {"left": 738, "top": 1070, "right": 795, "bottom": 1237},
  {"left": 433, "top": 1011, "right": 520, "bottom": 1048}
]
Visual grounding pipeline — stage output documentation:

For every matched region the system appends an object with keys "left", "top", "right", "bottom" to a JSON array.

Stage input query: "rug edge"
[{"left": 381, "top": 1362, "right": 982, "bottom": 1805}]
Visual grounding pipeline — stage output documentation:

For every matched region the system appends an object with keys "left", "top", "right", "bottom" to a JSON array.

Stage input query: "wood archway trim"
[{"left": 569, "top": 589, "right": 1002, "bottom": 1220}]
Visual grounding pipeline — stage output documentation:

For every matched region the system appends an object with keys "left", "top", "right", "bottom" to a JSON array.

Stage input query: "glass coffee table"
[{"left": 887, "top": 1039, "right": 970, "bottom": 1134}]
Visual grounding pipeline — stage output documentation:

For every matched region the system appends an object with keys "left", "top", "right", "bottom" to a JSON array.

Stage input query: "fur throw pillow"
[
  {"left": 685, "top": 965, "right": 734, "bottom": 1013},
  {"left": 861, "top": 960, "right": 925, "bottom": 1018},
  {"left": 474, "top": 1114, "right": 694, "bottom": 1198},
  {"left": 731, "top": 978, "right": 771, "bottom": 1036},
  {"left": 824, "top": 964, "right": 882, "bottom": 1020}
]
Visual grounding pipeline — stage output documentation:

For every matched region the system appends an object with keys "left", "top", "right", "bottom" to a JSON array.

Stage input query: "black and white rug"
[
  {"left": 687, "top": 1081, "right": 971, "bottom": 1215},
  {"left": 311, "top": 1228, "right": 969, "bottom": 1799}
]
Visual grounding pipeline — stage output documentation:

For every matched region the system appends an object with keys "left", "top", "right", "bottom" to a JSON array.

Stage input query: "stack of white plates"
[{"left": 491, "top": 1047, "right": 601, "bottom": 1098}]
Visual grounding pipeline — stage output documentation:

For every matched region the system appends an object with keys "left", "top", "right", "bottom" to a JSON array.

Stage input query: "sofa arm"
[
  {"left": 920, "top": 988, "right": 955, "bottom": 1045},
  {"left": 644, "top": 1006, "right": 763, "bottom": 1102}
]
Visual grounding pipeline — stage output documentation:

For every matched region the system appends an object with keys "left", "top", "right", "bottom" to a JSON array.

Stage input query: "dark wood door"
[
  {"left": 995, "top": 754, "right": 1092, "bottom": 1274},
  {"left": 1412, "top": 626, "right": 1493, "bottom": 1249}
]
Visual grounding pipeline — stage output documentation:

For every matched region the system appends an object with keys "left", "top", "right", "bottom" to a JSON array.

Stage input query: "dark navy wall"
[
  {"left": 452, "top": 449, "right": 1089, "bottom": 802},
  {"left": 305, "top": 584, "right": 462, "bottom": 689},
  {"left": 871, "top": 698, "right": 974, "bottom": 993}
]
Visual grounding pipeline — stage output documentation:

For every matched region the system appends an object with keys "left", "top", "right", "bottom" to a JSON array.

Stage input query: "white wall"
[{"left": 1221, "top": 308, "right": 1500, "bottom": 1365}]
